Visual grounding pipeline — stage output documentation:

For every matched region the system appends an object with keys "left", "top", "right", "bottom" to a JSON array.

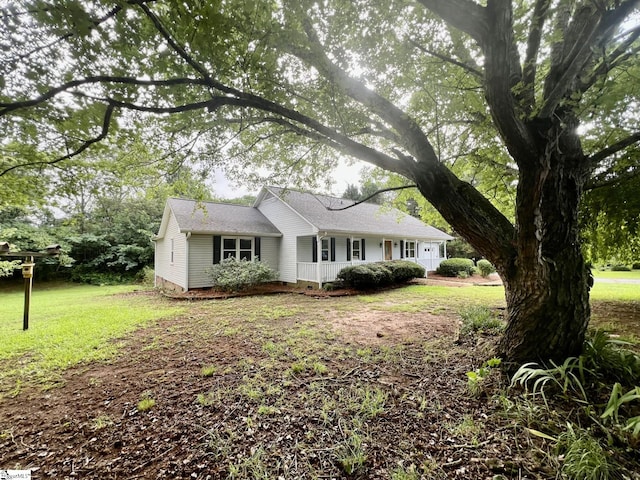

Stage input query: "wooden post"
[
  {"left": 0, "top": 246, "right": 59, "bottom": 330},
  {"left": 23, "top": 256, "right": 34, "bottom": 331}
]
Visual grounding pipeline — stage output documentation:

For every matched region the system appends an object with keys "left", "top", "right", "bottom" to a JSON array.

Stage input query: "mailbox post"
[
  {"left": 22, "top": 257, "right": 35, "bottom": 330},
  {"left": 0, "top": 244, "right": 61, "bottom": 330}
]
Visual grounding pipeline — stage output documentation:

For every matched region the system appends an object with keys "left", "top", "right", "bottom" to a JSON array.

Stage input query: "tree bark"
[{"left": 411, "top": 112, "right": 593, "bottom": 366}]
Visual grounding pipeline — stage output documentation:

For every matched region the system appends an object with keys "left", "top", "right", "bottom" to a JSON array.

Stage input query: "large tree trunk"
[
  {"left": 496, "top": 116, "right": 593, "bottom": 365},
  {"left": 498, "top": 245, "right": 592, "bottom": 366},
  {"left": 498, "top": 118, "right": 593, "bottom": 365},
  {"left": 413, "top": 115, "right": 593, "bottom": 366}
]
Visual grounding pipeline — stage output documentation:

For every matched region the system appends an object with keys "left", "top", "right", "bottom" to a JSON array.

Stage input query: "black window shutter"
[
  {"left": 330, "top": 237, "right": 336, "bottom": 262},
  {"left": 400, "top": 240, "right": 404, "bottom": 258},
  {"left": 346, "top": 238, "right": 351, "bottom": 261},
  {"left": 361, "top": 239, "right": 366, "bottom": 261},
  {"left": 254, "top": 237, "right": 261, "bottom": 259},
  {"left": 213, "top": 235, "right": 221, "bottom": 264},
  {"left": 312, "top": 237, "right": 317, "bottom": 263}
]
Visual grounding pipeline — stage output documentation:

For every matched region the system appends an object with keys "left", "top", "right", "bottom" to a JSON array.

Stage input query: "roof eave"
[{"left": 184, "top": 229, "right": 282, "bottom": 237}]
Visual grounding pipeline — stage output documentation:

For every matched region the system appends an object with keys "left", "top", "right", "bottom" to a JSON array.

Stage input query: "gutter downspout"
[
  {"left": 152, "top": 238, "right": 157, "bottom": 288},
  {"left": 316, "top": 233, "right": 323, "bottom": 289},
  {"left": 185, "top": 232, "right": 191, "bottom": 292}
]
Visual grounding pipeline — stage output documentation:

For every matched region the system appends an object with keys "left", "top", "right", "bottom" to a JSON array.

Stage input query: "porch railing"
[
  {"left": 297, "top": 261, "right": 369, "bottom": 283},
  {"left": 297, "top": 258, "right": 443, "bottom": 283}
]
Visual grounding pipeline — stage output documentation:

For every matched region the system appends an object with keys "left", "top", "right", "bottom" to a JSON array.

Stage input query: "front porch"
[
  {"left": 294, "top": 234, "right": 448, "bottom": 286},
  {"left": 296, "top": 257, "right": 445, "bottom": 284}
]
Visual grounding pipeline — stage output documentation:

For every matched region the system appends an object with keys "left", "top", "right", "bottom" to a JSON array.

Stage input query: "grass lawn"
[
  {"left": 0, "top": 283, "right": 183, "bottom": 394},
  {"left": 592, "top": 268, "right": 640, "bottom": 279},
  {"left": 0, "top": 281, "right": 638, "bottom": 478}
]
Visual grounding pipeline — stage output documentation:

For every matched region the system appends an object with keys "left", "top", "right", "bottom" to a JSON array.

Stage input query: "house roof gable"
[
  {"left": 162, "top": 198, "right": 281, "bottom": 237},
  {"left": 263, "top": 187, "right": 453, "bottom": 240}
]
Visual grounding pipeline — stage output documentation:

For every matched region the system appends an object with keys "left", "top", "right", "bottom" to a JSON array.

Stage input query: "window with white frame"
[
  {"left": 405, "top": 240, "right": 416, "bottom": 258},
  {"left": 222, "top": 237, "right": 253, "bottom": 260},
  {"left": 170, "top": 238, "right": 175, "bottom": 263},
  {"left": 321, "top": 238, "right": 329, "bottom": 261},
  {"left": 352, "top": 239, "right": 362, "bottom": 259}
]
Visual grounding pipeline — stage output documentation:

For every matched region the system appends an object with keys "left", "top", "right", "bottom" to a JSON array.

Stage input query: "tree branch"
[
  {"left": 72, "top": 92, "right": 214, "bottom": 115},
  {"left": 281, "top": 4, "right": 438, "bottom": 171},
  {"left": 6, "top": 3, "right": 125, "bottom": 69},
  {"left": 1, "top": 103, "right": 115, "bottom": 177},
  {"left": 408, "top": 39, "right": 483, "bottom": 78},
  {"left": 213, "top": 105, "right": 413, "bottom": 177},
  {"left": 579, "top": 26, "right": 640, "bottom": 93},
  {"left": 586, "top": 165, "right": 640, "bottom": 191},
  {"left": 520, "top": 0, "right": 551, "bottom": 109},
  {"left": 482, "top": 0, "right": 536, "bottom": 162},
  {"left": 137, "top": 2, "right": 219, "bottom": 88},
  {"left": 540, "top": 1, "right": 640, "bottom": 119},
  {"left": 587, "top": 131, "right": 640, "bottom": 167},
  {"left": 325, "top": 185, "right": 418, "bottom": 211},
  {"left": 415, "top": 0, "right": 487, "bottom": 43},
  {"left": 0, "top": 77, "right": 209, "bottom": 114},
  {"left": 539, "top": 4, "right": 604, "bottom": 118}
]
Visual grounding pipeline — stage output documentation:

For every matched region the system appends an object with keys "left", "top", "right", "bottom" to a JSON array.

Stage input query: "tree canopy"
[{"left": 2, "top": 0, "right": 640, "bottom": 363}]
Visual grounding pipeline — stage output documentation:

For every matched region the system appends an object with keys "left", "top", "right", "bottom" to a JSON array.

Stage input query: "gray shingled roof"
[
  {"left": 267, "top": 187, "right": 453, "bottom": 240},
  {"left": 168, "top": 198, "right": 281, "bottom": 236}
]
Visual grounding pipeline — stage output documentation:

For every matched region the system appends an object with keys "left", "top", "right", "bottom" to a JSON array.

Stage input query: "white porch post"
[
  {"left": 443, "top": 240, "right": 447, "bottom": 259},
  {"left": 316, "top": 234, "right": 322, "bottom": 289}
]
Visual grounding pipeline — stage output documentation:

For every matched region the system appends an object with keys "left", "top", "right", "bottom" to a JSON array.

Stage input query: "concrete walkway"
[
  {"left": 422, "top": 274, "right": 640, "bottom": 287},
  {"left": 593, "top": 278, "right": 640, "bottom": 284}
]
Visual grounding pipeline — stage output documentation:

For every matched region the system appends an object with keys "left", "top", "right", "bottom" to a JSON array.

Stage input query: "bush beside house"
[
  {"left": 436, "top": 258, "right": 476, "bottom": 277},
  {"left": 337, "top": 260, "right": 425, "bottom": 289},
  {"left": 206, "top": 257, "right": 278, "bottom": 292},
  {"left": 476, "top": 259, "right": 496, "bottom": 277}
]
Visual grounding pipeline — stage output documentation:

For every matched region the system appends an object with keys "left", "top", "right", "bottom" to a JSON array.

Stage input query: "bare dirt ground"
[{"left": 1, "top": 277, "right": 638, "bottom": 479}]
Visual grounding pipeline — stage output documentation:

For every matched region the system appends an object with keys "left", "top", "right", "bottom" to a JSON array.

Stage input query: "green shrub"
[
  {"left": 323, "top": 280, "right": 345, "bottom": 291},
  {"left": 611, "top": 264, "right": 631, "bottom": 271},
  {"left": 459, "top": 305, "right": 504, "bottom": 335},
  {"left": 557, "top": 424, "right": 621, "bottom": 480},
  {"left": 337, "top": 263, "right": 392, "bottom": 288},
  {"left": 582, "top": 329, "right": 640, "bottom": 386},
  {"left": 337, "top": 261, "right": 424, "bottom": 289},
  {"left": 632, "top": 263, "right": 640, "bottom": 270},
  {"left": 136, "top": 265, "right": 155, "bottom": 287},
  {"left": 206, "top": 257, "right": 278, "bottom": 292},
  {"left": 476, "top": 259, "right": 496, "bottom": 277},
  {"left": 70, "top": 270, "right": 132, "bottom": 285},
  {"left": 365, "top": 262, "right": 394, "bottom": 285},
  {"left": 436, "top": 258, "right": 475, "bottom": 277},
  {"left": 384, "top": 260, "right": 425, "bottom": 282}
]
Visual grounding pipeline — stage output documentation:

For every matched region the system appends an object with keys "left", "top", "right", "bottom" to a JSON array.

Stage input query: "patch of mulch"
[
  {"left": 162, "top": 273, "right": 503, "bottom": 301},
  {"left": 162, "top": 282, "right": 360, "bottom": 300}
]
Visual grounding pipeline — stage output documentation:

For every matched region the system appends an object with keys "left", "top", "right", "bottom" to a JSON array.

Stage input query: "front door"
[{"left": 384, "top": 240, "right": 393, "bottom": 261}]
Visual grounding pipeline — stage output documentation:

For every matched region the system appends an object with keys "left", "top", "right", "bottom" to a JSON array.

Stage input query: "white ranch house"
[{"left": 154, "top": 186, "right": 453, "bottom": 291}]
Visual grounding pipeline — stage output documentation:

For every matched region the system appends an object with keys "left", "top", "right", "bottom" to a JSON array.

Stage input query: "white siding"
[
  {"left": 297, "top": 236, "right": 313, "bottom": 262},
  {"left": 259, "top": 236, "right": 280, "bottom": 273},
  {"left": 187, "top": 235, "right": 281, "bottom": 289},
  {"left": 335, "top": 237, "right": 348, "bottom": 262},
  {"left": 258, "top": 197, "right": 314, "bottom": 283},
  {"left": 363, "top": 237, "right": 383, "bottom": 262},
  {"left": 155, "top": 212, "right": 188, "bottom": 290},
  {"left": 188, "top": 234, "right": 213, "bottom": 289}
]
